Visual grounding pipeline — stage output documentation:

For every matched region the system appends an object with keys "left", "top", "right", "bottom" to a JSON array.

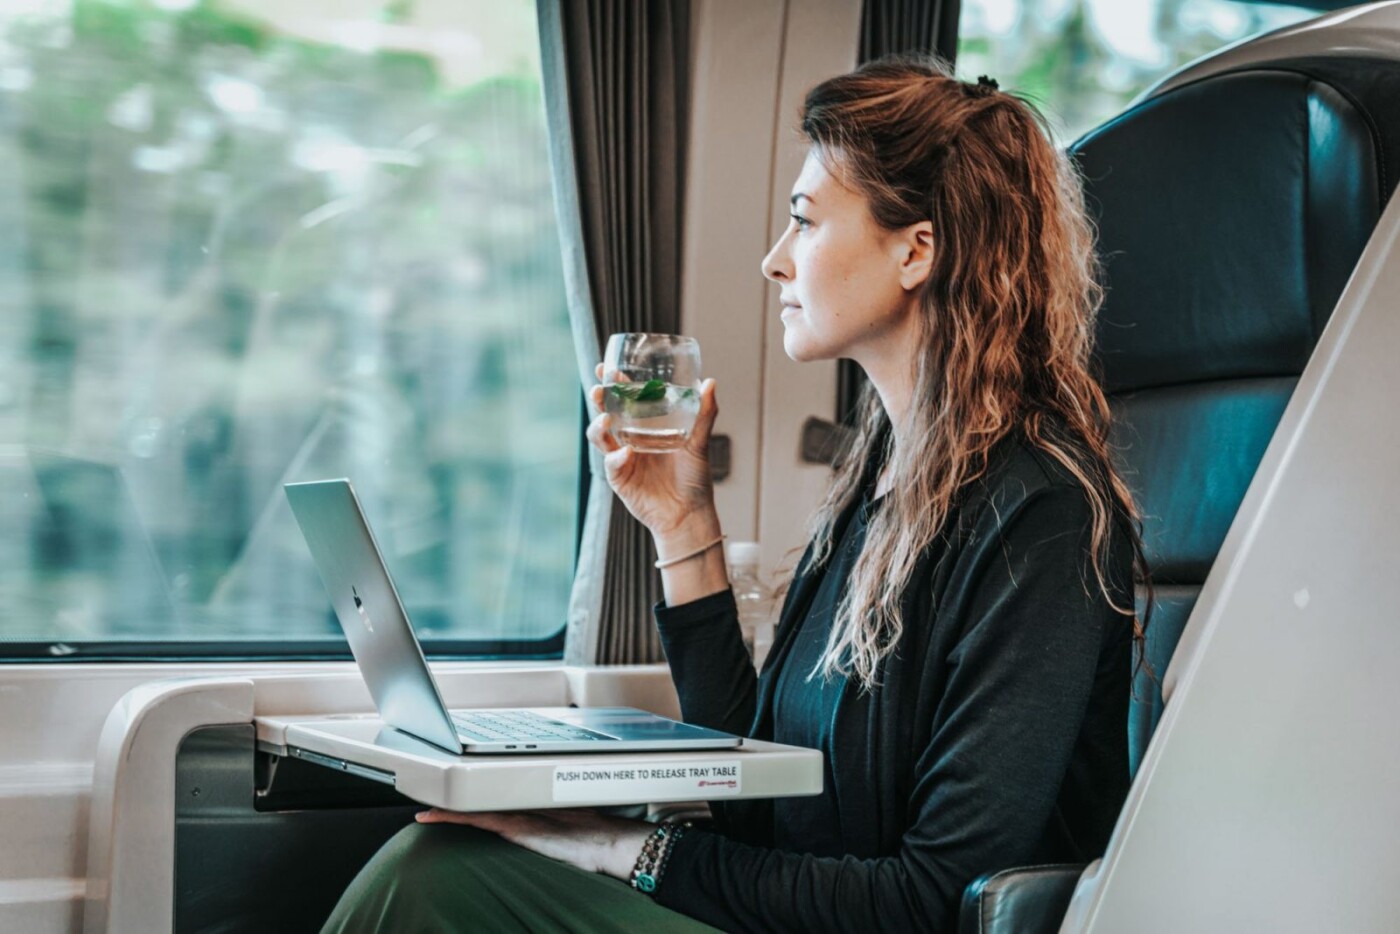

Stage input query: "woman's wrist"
[
  {"left": 651, "top": 508, "right": 729, "bottom": 607},
  {"left": 655, "top": 534, "right": 726, "bottom": 570},
  {"left": 652, "top": 509, "right": 724, "bottom": 562},
  {"left": 605, "top": 823, "right": 657, "bottom": 880}
]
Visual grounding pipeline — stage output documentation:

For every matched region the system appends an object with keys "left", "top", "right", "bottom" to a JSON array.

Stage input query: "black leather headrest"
[
  {"left": 1068, "top": 57, "right": 1395, "bottom": 773},
  {"left": 1073, "top": 68, "right": 1381, "bottom": 395}
]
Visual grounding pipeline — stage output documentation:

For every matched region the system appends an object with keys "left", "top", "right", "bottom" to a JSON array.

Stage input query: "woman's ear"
[{"left": 898, "top": 221, "right": 934, "bottom": 292}]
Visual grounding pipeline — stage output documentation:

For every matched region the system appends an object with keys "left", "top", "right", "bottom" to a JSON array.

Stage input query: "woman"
[{"left": 323, "top": 55, "right": 1150, "bottom": 933}]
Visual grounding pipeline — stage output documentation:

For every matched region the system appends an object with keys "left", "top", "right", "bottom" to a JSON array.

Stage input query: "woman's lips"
[{"left": 780, "top": 303, "right": 801, "bottom": 318}]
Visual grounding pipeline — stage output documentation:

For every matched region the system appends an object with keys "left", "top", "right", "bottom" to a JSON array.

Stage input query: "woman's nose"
[{"left": 761, "top": 237, "right": 791, "bottom": 283}]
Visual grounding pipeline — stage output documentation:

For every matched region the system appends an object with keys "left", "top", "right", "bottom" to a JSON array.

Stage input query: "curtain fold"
[
  {"left": 537, "top": 0, "right": 689, "bottom": 665},
  {"left": 838, "top": 0, "right": 961, "bottom": 426}
]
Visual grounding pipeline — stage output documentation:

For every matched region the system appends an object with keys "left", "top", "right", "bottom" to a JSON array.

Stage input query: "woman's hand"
[
  {"left": 586, "top": 365, "right": 722, "bottom": 547},
  {"left": 415, "top": 807, "right": 655, "bottom": 882}
]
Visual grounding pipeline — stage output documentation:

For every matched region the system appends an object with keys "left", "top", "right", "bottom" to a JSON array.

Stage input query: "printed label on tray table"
[{"left": 552, "top": 760, "right": 742, "bottom": 803}]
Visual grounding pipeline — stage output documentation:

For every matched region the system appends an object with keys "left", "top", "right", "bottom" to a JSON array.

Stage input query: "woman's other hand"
[
  {"left": 586, "top": 365, "right": 721, "bottom": 544},
  {"left": 415, "top": 807, "right": 654, "bottom": 882}
]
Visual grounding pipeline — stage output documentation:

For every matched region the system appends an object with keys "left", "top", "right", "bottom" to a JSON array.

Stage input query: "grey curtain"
[
  {"left": 838, "top": 0, "right": 961, "bottom": 425},
  {"left": 859, "top": 0, "right": 961, "bottom": 65},
  {"left": 537, "top": 0, "right": 689, "bottom": 665}
]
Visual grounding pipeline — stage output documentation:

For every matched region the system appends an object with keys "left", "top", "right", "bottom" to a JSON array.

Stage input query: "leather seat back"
[{"left": 1069, "top": 62, "right": 1397, "bottom": 775}]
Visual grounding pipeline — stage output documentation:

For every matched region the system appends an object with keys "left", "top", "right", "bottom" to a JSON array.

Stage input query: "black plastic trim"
[{"left": 0, "top": 627, "right": 566, "bottom": 663}]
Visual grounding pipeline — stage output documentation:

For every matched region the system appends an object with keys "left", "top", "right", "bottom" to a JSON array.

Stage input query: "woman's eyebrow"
[{"left": 790, "top": 192, "right": 814, "bottom": 207}]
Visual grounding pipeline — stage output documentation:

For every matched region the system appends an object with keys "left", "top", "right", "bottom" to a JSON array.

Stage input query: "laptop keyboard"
[{"left": 451, "top": 710, "right": 616, "bottom": 745}]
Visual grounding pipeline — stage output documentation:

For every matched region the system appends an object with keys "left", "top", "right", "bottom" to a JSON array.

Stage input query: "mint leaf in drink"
[
  {"left": 609, "top": 383, "right": 641, "bottom": 401},
  {"left": 635, "top": 379, "right": 667, "bottom": 402},
  {"left": 609, "top": 379, "right": 668, "bottom": 403}
]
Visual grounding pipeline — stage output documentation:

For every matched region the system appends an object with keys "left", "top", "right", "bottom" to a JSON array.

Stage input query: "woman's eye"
[{"left": 789, "top": 213, "right": 811, "bottom": 230}]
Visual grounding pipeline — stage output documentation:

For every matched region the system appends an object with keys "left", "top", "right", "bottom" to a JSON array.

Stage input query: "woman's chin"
[
  {"left": 783, "top": 330, "right": 823, "bottom": 363},
  {"left": 783, "top": 343, "right": 811, "bottom": 363}
]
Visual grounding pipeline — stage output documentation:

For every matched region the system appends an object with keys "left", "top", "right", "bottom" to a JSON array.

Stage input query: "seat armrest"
[{"left": 958, "top": 863, "right": 1086, "bottom": 934}]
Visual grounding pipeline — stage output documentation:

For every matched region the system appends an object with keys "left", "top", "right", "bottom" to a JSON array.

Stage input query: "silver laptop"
[{"left": 284, "top": 479, "right": 742, "bottom": 755}]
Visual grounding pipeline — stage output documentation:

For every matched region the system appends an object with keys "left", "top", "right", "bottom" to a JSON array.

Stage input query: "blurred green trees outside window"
[
  {"left": 958, "top": 0, "right": 1317, "bottom": 143},
  {"left": 0, "top": 0, "right": 578, "bottom": 653}
]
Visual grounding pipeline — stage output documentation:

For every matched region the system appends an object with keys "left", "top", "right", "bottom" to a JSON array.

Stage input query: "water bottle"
[{"left": 726, "top": 541, "right": 775, "bottom": 668}]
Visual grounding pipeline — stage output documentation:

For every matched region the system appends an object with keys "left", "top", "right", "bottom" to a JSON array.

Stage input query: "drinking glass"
[{"left": 601, "top": 333, "right": 703, "bottom": 453}]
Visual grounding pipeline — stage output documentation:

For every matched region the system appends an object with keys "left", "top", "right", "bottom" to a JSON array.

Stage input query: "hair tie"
[{"left": 971, "top": 74, "right": 1000, "bottom": 97}]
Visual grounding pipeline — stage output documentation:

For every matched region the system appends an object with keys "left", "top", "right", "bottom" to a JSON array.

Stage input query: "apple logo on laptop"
[{"left": 352, "top": 587, "right": 374, "bottom": 632}]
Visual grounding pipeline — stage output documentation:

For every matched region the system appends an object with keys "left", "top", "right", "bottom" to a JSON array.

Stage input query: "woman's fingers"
[
  {"left": 585, "top": 412, "right": 621, "bottom": 454},
  {"left": 416, "top": 808, "right": 473, "bottom": 825},
  {"left": 586, "top": 401, "right": 637, "bottom": 486},
  {"left": 688, "top": 378, "right": 719, "bottom": 449},
  {"left": 595, "top": 363, "right": 632, "bottom": 383},
  {"left": 416, "top": 809, "right": 554, "bottom": 845},
  {"left": 594, "top": 362, "right": 632, "bottom": 384},
  {"left": 602, "top": 445, "right": 633, "bottom": 481}
]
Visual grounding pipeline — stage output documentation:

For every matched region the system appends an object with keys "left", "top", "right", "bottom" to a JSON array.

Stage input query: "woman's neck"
[
  {"left": 848, "top": 304, "right": 921, "bottom": 500},
  {"left": 854, "top": 303, "right": 921, "bottom": 454},
  {"left": 858, "top": 352, "right": 917, "bottom": 485},
  {"left": 866, "top": 390, "right": 901, "bottom": 502},
  {"left": 873, "top": 463, "right": 895, "bottom": 500}
]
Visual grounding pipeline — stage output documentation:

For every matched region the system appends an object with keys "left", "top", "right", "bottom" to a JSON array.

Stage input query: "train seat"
[{"left": 959, "top": 11, "right": 1400, "bottom": 932}]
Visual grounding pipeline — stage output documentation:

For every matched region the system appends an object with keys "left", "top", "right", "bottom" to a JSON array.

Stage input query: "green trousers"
[{"left": 320, "top": 822, "right": 722, "bottom": 933}]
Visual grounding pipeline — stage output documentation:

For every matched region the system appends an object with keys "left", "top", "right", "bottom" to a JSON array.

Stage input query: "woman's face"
[{"left": 761, "top": 151, "right": 930, "bottom": 365}]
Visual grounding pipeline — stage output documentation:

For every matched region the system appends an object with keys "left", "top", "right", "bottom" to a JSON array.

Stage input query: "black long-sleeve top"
[{"left": 651, "top": 433, "right": 1135, "bottom": 932}]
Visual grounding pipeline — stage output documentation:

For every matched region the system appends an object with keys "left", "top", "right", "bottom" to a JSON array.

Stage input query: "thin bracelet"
[{"left": 654, "top": 534, "right": 726, "bottom": 570}]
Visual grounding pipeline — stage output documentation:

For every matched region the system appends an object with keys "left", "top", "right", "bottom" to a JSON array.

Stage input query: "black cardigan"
[{"left": 651, "top": 435, "right": 1134, "bottom": 932}]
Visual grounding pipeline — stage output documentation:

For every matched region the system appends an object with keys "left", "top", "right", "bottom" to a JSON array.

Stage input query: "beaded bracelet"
[
  {"left": 652, "top": 820, "right": 689, "bottom": 889},
  {"left": 630, "top": 826, "right": 666, "bottom": 893},
  {"left": 630, "top": 820, "right": 692, "bottom": 894}
]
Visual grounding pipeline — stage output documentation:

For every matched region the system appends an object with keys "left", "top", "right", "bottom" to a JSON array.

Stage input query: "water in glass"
[
  {"left": 603, "top": 381, "right": 701, "bottom": 451},
  {"left": 602, "top": 333, "right": 702, "bottom": 454}
]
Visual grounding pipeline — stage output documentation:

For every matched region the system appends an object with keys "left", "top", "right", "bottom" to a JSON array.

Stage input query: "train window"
[
  {"left": 0, "top": 0, "right": 575, "bottom": 660},
  {"left": 957, "top": 0, "right": 1317, "bottom": 142}
]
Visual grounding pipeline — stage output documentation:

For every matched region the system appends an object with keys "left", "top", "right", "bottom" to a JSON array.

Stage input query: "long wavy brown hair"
[{"left": 800, "top": 55, "right": 1152, "bottom": 691}]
